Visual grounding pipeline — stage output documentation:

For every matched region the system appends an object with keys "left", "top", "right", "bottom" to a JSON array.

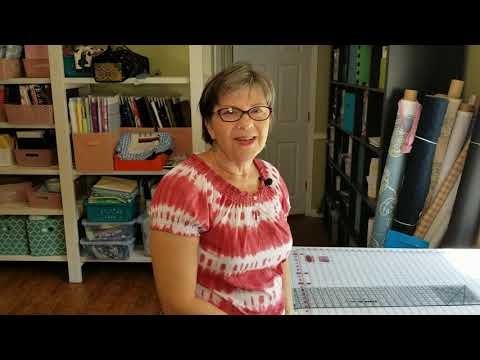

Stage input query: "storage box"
[
  {"left": 0, "top": 148, "right": 15, "bottom": 166},
  {"left": 14, "top": 148, "right": 57, "bottom": 167},
  {"left": 84, "top": 197, "right": 138, "bottom": 223},
  {"left": 27, "top": 216, "right": 66, "bottom": 256},
  {"left": 0, "top": 180, "right": 33, "bottom": 203},
  {"left": 24, "top": 45, "right": 49, "bottom": 59},
  {"left": 22, "top": 59, "right": 50, "bottom": 78},
  {"left": 5, "top": 104, "right": 54, "bottom": 125},
  {"left": 80, "top": 237, "right": 135, "bottom": 260},
  {"left": 81, "top": 217, "right": 137, "bottom": 241},
  {"left": 0, "top": 216, "right": 29, "bottom": 255},
  {"left": 27, "top": 186, "right": 62, "bottom": 209},
  {"left": 63, "top": 55, "right": 93, "bottom": 78},
  {"left": 73, "top": 132, "right": 119, "bottom": 171},
  {"left": 119, "top": 127, "right": 192, "bottom": 157},
  {"left": 138, "top": 213, "right": 151, "bottom": 256},
  {"left": 113, "top": 153, "right": 168, "bottom": 171},
  {"left": 0, "top": 59, "right": 22, "bottom": 80}
]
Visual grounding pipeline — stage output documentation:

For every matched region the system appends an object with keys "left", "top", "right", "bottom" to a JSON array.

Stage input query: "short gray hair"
[{"left": 199, "top": 62, "right": 275, "bottom": 145}]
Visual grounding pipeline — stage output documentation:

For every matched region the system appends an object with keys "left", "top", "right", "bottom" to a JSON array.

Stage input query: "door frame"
[{"left": 213, "top": 45, "right": 319, "bottom": 216}]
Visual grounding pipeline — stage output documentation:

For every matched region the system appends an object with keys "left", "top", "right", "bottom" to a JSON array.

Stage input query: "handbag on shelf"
[{"left": 92, "top": 46, "right": 150, "bottom": 83}]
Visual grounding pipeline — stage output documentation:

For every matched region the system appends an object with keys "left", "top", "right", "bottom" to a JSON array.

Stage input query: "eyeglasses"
[{"left": 214, "top": 106, "right": 272, "bottom": 122}]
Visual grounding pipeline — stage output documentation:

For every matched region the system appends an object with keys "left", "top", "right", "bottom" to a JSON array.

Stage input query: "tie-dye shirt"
[{"left": 150, "top": 154, "right": 293, "bottom": 315}]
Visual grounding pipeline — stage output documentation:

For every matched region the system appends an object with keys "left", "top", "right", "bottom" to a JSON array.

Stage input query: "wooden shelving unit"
[{"left": 0, "top": 165, "right": 59, "bottom": 175}]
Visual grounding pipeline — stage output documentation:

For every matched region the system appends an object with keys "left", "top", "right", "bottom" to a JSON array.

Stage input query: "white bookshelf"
[
  {"left": 0, "top": 122, "right": 55, "bottom": 129},
  {"left": 64, "top": 76, "right": 189, "bottom": 86},
  {"left": 0, "top": 255, "right": 67, "bottom": 262},
  {"left": 0, "top": 202, "right": 63, "bottom": 216},
  {"left": 74, "top": 169, "right": 170, "bottom": 176},
  {"left": 0, "top": 165, "right": 59, "bottom": 175},
  {"left": 0, "top": 78, "right": 50, "bottom": 85},
  {"left": 0, "top": 45, "right": 211, "bottom": 283}
]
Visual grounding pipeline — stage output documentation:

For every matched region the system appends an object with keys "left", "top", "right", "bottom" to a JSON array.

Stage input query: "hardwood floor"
[{"left": 0, "top": 215, "right": 327, "bottom": 315}]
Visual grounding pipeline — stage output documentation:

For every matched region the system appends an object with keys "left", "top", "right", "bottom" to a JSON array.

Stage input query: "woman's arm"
[
  {"left": 282, "top": 260, "right": 294, "bottom": 315},
  {"left": 150, "top": 230, "right": 227, "bottom": 315}
]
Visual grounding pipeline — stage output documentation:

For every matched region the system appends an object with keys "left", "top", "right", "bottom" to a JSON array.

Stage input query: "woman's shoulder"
[{"left": 255, "top": 158, "right": 282, "bottom": 181}]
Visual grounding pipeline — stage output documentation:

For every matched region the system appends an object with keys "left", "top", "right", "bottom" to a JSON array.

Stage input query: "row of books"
[
  {"left": 332, "top": 45, "right": 388, "bottom": 89},
  {"left": 3, "top": 84, "right": 52, "bottom": 105},
  {"left": 68, "top": 95, "right": 191, "bottom": 134}
]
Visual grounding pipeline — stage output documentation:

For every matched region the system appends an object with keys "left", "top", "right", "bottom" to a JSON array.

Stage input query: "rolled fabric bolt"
[
  {"left": 370, "top": 89, "right": 422, "bottom": 247},
  {"left": 441, "top": 116, "right": 480, "bottom": 248},
  {"left": 392, "top": 95, "right": 449, "bottom": 235},
  {"left": 425, "top": 83, "right": 463, "bottom": 208},
  {"left": 424, "top": 177, "right": 461, "bottom": 248},
  {"left": 415, "top": 140, "right": 469, "bottom": 239},
  {"left": 431, "top": 103, "right": 474, "bottom": 200}
]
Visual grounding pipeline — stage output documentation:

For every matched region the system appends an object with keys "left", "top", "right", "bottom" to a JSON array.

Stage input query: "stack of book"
[
  {"left": 88, "top": 176, "right": 138, "bottom": 205},
  {"left": 68, "top": 95, "right": 121, "bottom": 134}
]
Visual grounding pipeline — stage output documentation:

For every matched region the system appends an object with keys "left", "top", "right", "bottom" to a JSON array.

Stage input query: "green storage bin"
[
  {"left": 27, "top": 216, "right": 66, "bottom": 256},
  {"left": 84, "top": 198, "right": 138, "bottom": 223},
  {"left": 0, "top": 216, "right": 29, "bottom": 255}
]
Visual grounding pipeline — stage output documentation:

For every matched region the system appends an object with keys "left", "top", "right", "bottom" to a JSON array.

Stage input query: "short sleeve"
[
  {"left": 149, "top": 169, "right": 210, "bottom": 237},
  {"left": 278, "top": 175, "right": 291, "bottom": 218}
]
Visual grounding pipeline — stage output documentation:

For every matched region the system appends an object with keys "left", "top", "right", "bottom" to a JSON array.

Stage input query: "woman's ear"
[{"left": 205, "top": 120, "right": 216, "bottom": 141}]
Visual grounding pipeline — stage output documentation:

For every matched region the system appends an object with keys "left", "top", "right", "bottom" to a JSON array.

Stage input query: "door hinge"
[
  {"left": 305, "top": 180, "right": 308, "bottom": 191},
  {"left": 307, "top": 112, "right": 311, "bottom": 122}
]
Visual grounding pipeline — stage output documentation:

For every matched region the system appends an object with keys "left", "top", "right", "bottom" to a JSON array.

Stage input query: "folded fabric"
[{"left": 115, "top": 132, "right": 173, "bottom": 160}]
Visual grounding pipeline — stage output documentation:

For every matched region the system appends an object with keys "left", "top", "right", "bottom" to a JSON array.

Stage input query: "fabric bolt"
[
  {"left": 425, "top": 96, "right": 462, "bottom": 207},
  {"left": 432, "top": 109, "right": 473, "bottom": 200},
  {"left": 392, "top": 95, "right": 449, "bottom": 235},
  {"left": 370, "top": 98, "right": 422, "bottom": 247},
  {"left": 415, "top": 140, "right": 469, "bottom": 238},
  {"left": 441, "top": 118, "right": 480, "bottom": 248}
]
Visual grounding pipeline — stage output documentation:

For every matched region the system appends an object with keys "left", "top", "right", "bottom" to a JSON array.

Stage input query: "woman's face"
[{"left": 206, "top": 85, "right": 271, "bottom": 164}]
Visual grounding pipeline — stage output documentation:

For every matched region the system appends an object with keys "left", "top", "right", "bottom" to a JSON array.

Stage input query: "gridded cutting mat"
[{"left": 289, "top": 247, "right": 480, "bottom": 312}]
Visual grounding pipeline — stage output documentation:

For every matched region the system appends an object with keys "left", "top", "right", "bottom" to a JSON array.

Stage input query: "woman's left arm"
[{"left": 282, "top": 260, "right": 294, "bottom": 315}]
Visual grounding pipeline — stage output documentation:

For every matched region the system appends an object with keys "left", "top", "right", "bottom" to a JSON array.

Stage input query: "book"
[
  {"left": 179, "top": 99, "right": 191, "bottom": 127},
  {"left": 355, "top": 45, "right": 371, "bottom": 86},
  {"left": 342, "top": 92, "right": 356, "bottom": 134},
  {"left": 68, "top": 97, "right": 78, "bottom": 134},
  {"left": 75, "top": 97, "right": 83, "bottom": 133},
  {"left": 90, "top": 96, "right": 98, "bottom": 133},
  {"left": 347, "top": 45, "right": 358, "bottom": 84},
  {"left": 378, "top": 46, "right": 388, "bottom": 89},
  {"left": 332, "top": 48, "right": 340, "bottom": 81},
  {"left": 149, "top": 97, "right": 162, "bottom": 128},
  {"left": 94, "top": 176, "right": 138, "bottom": 194},
  {"left": 107, "top": 95, "right": 121, "bottom": 132}
]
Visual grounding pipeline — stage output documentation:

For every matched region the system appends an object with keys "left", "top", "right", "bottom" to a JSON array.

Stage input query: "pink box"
[{"left": 24, "top": 45, "right": 49, "bottom": 59}]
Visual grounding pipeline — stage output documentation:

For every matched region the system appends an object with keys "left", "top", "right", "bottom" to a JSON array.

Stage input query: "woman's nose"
[{"left": 236, "top": 112, "right": 254, "bottom": 129}]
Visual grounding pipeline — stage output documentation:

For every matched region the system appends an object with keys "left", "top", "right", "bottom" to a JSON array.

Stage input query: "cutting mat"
[{"left": 289, "top": 247, "right": 480, "bottom": 315}]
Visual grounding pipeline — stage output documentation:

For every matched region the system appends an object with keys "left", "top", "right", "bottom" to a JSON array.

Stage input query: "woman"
[{"left": 149, "top": 62, "right": 294, "bottom": 315}]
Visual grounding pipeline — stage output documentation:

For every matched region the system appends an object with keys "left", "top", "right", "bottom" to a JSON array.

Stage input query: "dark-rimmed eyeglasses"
[{"left": 214, "top": 106, "right": 273, "bottom": 122}]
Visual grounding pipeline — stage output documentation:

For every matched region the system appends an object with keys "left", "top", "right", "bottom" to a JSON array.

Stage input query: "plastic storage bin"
[
  {"left": 0, "top": 59, "right": 22, "bottom": 80},
  {"left": 84, "top": 197, "right": 138, "bottom": 222},
  {"left": 80, "top": 237, "right": 135, "bottom": 260},
  {"left": 0, "top": 216, "right": 29, "bottom": 255},
  {"left": 138, "top": 213, "right": 151, "bottom": 256},
  {"left": 22, "top": 59, "right": 50, "bottom": 78},
  {"left": 27, "top": 216, "right": 66, "bottom": 256},
  {"left": 82, "top": 217, "right": 137, "bottom": 241},
  {"left": 5, "top": 104, "right": 54, "bottom": 125}
]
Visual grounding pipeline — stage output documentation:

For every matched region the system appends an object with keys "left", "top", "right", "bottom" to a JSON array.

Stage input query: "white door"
[{"left": 233, "top": 45, "right": 313, "bottom": 214}]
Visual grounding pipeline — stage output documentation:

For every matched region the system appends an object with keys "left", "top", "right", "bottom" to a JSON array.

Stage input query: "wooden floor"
[{"left": 0, "top": 215, "right": 327, "bottom": 315}]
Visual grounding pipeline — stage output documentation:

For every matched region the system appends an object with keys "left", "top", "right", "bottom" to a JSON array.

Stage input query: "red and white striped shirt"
[{"left": 150, "top": 154, "right": 293, "bottom": 315}]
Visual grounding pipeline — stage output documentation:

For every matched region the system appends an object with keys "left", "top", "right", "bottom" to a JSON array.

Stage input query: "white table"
[{"left": 289, "top": 247, "right": 480, "bottom": 315}]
